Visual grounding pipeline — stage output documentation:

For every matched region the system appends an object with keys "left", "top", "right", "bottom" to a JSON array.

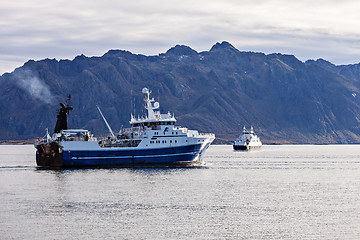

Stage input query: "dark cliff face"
[{"left": 1, "top": 41, "right": 360, "bottom": 143}]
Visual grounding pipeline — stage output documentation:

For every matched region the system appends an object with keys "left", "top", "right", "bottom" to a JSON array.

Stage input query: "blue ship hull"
[{"left": 36, "top": 143, "right": 204, "bottom": 168}]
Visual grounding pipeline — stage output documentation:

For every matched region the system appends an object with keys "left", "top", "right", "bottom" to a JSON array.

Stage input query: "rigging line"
[{"left": 96, "top": 106, "right": 115, "bottom": 138}]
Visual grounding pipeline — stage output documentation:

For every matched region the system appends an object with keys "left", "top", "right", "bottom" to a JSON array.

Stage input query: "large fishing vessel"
[
  {"left": 233, "top": 126, "right": 262, "bottom": 150},
  {"left": 35, "top": 88, "right": 215, "bottom": 168}
]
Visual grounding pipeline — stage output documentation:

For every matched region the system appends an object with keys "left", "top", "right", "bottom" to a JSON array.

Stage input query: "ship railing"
[
  {"left": 60, "top": 135, "right": 96, "bottom": 142},
  {"left": 35, "top": 128, "right": 53, "bottom": 145},
  {"left": 199, "top": 133, "right": 216, "bottom": 138},
  {"left": 159, "top": 113, "right": 172, "bottom": 119},
  {"left": 35, "top": 137, "right": 49, "bottom": 145},
  {"left": 98, "top": 138, "right": 141, "bottom": 148},
  {"left": 116, "top": 127, "right": 150, "bottom": 141},
  {"left": 186, "top": 130, "right": 197, "bottom": 137},
  {"left": 199, "top": 133, "right": 214, "bottom": 136},
  {"left": 174, "top": 126, "right": 187, "bottom": 131},
  {"left": 59, "top": 130, "right": 96, "bottom": 142}
]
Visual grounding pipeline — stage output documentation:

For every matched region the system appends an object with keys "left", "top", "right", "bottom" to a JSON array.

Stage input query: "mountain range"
[{"left": 2, "top": 41, "right": 360, "bottom": 144}]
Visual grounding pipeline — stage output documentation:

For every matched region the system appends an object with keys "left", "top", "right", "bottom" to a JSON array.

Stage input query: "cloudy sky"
[{"left": 1, "top": 0, "right": 360, "bottom": 74}]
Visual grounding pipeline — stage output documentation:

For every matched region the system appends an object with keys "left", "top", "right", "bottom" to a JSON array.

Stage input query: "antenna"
[
  {"left": 96, "top": 106, "right": 115, "bottom": 138},
  {"left": 130, "top": 88, "right": 133, "bottom": 117},
  {"left": 131, "top": 88, "right": 136, "bottom": 119},
  {"left": 133, "top": 94, "right": 136, "bottom": 117}
]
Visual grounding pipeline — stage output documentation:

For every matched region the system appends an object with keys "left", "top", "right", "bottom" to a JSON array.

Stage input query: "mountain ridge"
[{"left": 1, "top": 41, "right": 360, "bottom": 144}]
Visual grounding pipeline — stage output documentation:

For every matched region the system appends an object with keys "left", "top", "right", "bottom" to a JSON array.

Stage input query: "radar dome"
[
  {"left": 154, "top": 102, "right": 159, "bottom": 108},
  {"left": 142, "top": 88, "right": 149, "bottom": 94}
]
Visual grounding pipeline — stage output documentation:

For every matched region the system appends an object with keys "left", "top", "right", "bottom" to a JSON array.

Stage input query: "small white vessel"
[{"left": 233, "top": 126, "right": 262, "bottom": 150}]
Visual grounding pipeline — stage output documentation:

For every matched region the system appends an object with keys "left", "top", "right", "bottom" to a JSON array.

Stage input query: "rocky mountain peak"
[
  {"left": 165, "top": 45, "right": 198, "bottom": 56},
  {"left": 210, "top": 41, "right": 238, "bottom": 52}
]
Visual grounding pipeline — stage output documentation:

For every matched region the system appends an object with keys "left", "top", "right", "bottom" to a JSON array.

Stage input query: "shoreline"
[{"left": 0, "top": 140, "right": 35, "bottom": 145}]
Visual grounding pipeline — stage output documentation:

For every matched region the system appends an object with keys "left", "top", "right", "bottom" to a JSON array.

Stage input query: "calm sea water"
[{"left": 0, "top": 144, "right": 359, "bottom": 239}]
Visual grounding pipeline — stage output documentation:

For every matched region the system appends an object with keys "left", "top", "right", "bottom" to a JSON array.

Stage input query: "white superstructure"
[{"left": 99, "top": 88, "right": 215, "bottom": 150}]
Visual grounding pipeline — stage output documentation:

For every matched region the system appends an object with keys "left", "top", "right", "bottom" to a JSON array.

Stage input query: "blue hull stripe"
[
  {"left": 74, "top": 151, "right": 198, "bottom": 160},
  {"left": 62, "top": 144, "right": 202, "bottom": 167}
]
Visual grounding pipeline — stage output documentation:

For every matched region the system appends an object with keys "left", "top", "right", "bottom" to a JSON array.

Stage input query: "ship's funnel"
[{"left": 54, "top": 95, "right": 73, "bottom": 133}]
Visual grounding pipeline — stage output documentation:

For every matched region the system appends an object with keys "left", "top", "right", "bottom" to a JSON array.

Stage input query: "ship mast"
[{"left": 142, "top": 87, "right": 159, "bottom": 120}]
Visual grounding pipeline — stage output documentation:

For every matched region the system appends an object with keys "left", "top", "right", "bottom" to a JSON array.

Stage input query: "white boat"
[
  {"left": 35, "top": 88, "right": 215, "bottom": 168},
  {"left": 233, "top": 126, "right": 262, "bottom": 150}
]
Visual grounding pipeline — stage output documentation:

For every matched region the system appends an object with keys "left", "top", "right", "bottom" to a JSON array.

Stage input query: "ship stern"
[{"left": 35, "top": 142, "right": 63, "bottom": 168}]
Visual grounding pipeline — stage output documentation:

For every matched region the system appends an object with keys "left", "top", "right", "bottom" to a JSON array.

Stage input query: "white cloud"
[{"left": 1, "top": 0, "right": 360, "bottom": 74}]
